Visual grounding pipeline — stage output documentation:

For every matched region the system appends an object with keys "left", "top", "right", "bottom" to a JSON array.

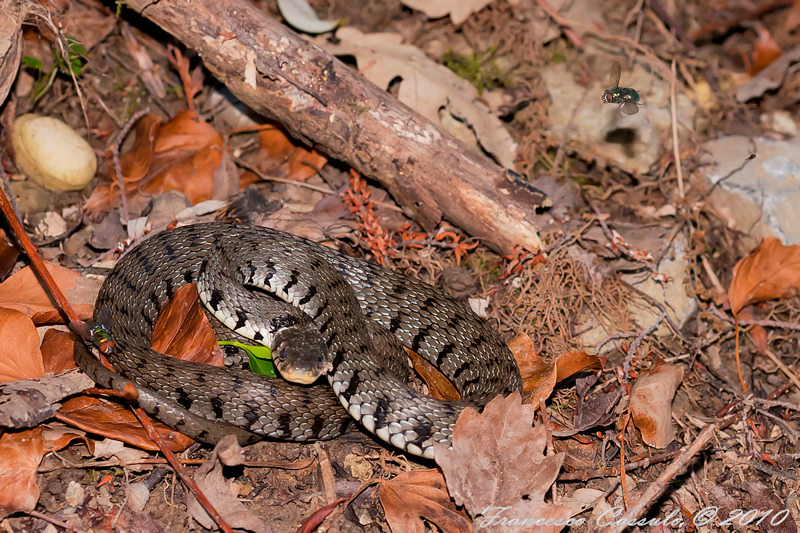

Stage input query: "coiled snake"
[{"left": 76, "top": 223, "right": 522, "bottom": 458}]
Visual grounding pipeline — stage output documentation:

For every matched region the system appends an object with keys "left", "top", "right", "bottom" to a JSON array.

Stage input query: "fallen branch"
[{"left": 121, "top": 0, "right": 546, "bottom": 253}]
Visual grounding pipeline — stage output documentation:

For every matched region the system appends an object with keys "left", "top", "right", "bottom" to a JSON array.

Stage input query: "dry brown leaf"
[
  {"left": 378, "top": 469, "right": 471, "bottom": 533},
  {"left": 154, "top": 109, "right": 222, "bottom": 152},
  {"left": 318, "top": 28, "right": 517, "bottom": 168},
  {"left": 509, "top": 334, "right": 602, "bottom": 405},
  {"left": 187, "top": 435, "right": 271, "bottom": 533},
  {"left": 629, "top": 359, "right": 684, "bottom": 448},
  {"left": 88, "top": 110, "right": 231, "bottom": 215},
  {"left": 40, "top": 329, "right": 79, "bottom": 374},
  {"left": 0, "top": 428, "right": 44, "bottom": 519},
  {"left": 750, "top": 26, "right": 782, "bottom": 76},
  {"left": 0, "top": 308, "right": 44, "bottom": 382},
  {"left": 255, "top": 127, "right": 327, "bottom": 181},
  {"left": 434, "top": 393, "right": 570, "bottom": 530},
  {"left": 152, "top": 283, "right": 224, "bottom": 366},
  {"left": 0, "top": 228, "right": 20, "bottom": 279},
  {"left": 555, "top": 351, "right": 603, "bottom": 382},
  {"left": 141, "top": 140, "right": 223, "bottom": 204},
  {"left": 728, "top": 237, "right": 800, "bottom": 316},
  {"left": 41, "top": 426, "right": 93, "bottom": 453},
  {"left": 406, "top": 349, "right": 460, "bottom": 401},
  {"left": 55, "top": 396, "right": 193, "bottom": 452},
  {"left": 401, "top": 0, "right": 493, "bottom": 25},
  {"left": 114, "top": 113, "right": 162, "bottom": 185},
  {"left": 0, "top": 262, "right": 98, "bottom": 323}
]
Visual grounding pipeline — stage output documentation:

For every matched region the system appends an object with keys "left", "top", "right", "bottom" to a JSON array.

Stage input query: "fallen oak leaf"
[
  {"left": 728, "top": 237, "right": 800, "bottom": 316},
  {"left": 378, "top": 468, "right": 471, "bottom": 533},
  {"left": 434, "top": 393, "right": 570, "bottom": 530}
]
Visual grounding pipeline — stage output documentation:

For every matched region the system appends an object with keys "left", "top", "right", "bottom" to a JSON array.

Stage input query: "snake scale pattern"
[{"left": 77, "top": 223, "right": 522, "bottom": 458}]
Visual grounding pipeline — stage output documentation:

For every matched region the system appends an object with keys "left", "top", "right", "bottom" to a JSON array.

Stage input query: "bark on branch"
[{"left": 124, "top": 0, "right": 547, "bottom": 253}]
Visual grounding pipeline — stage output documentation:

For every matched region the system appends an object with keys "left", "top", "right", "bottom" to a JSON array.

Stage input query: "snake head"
[{"left": 271, "top": 331, "right": 332, "bottom": 385}]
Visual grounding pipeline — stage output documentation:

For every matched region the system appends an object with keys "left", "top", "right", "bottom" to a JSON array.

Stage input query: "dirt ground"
[{"left": 1, "top": 0, "right": 800, "bottom": 531}]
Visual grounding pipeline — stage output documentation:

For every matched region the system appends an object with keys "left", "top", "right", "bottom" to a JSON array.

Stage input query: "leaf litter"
[{"left": 3, "top": 0, "right": 800, "bottom": 531}]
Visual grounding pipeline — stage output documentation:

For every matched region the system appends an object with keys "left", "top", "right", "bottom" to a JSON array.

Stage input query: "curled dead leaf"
[
  {"left": 187, "top": 435, "right": 271, "bottom": 533},
  {"left": 151, "top": 283, "right": 224, "bottom": 366},
  {"left": 728, "top": 238, "right": 800, "bottom": 316},
  {"left": 0, "top": 308, "right": 44, "bottom": 382},
  {"left": 629, "top": 359, "right": 684, "bottom": 448},
  {"left": 509, "top": 334, "right": 602, "bottom": 406}
]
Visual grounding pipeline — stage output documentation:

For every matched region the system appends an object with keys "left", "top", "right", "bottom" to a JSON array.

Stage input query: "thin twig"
[
  {"left": 28, "top": 510, "right": 88, "bottom": 533},
  {"left": 623, "top": 311, "right": 667, "bottom": 380},
  {"left": 232, "top": 155, "right": 403, "bottom": 212},
  {"left": 604, "top": 424, "right": 717, "bottom": 533},
  {"left": 670, "top": 60, "right": 684, "bottom": 199},
  {"left": 558, "top": 448, "right": 683, "bottom": 482},
  {"left": 111, "top": 108, "right": 150, "bottom": 225}
]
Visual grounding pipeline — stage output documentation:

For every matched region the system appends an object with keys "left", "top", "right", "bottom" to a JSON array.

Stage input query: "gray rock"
[{"left": 702, "top": 136, "right": 800, "bottom": 246}]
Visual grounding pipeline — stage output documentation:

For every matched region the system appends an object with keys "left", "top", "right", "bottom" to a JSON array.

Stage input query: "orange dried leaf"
[
  {"left": 0, "top": 428, "right": 44, "bottom": 519},
  {"left": 509, "top": 334, "right": 557, "bottom": 404},
  {"left": 728, "top": 238, "right": 800, "bottom": 316},
  {"left": 554, "top": 351, "right": 603, "bottom": 382},
  {"left": 378, "top": 469, "right": 471, "bottom": 533},
  {"left": 256, "top": 127, "right": 327, "bottom": 181},
  {"left": 155, "top": 109, "right": 221, "bottom": 152},
  {"left": 0, "top": 308, "right": 44, "bottom": 382},
  {"left": 0, "top": 263, "right": 98, "bottom": 323},
  {"left": 152, "top": 284, "right": 224, "bottom": 366},
  {"left": 56, "top": 396, "right": 193, "bottom": 452},
  {"left": 629, "top": 359, "right": 684, "bottom": 448},
  {"left": 40, "top": 329, "right": 79, "bottom": 374},
  {"left": 406, "top": 349, "right": 460, "bottom": 401},
  {"left": 750, "top": 26, "right": 781, "bottom": 76},
  {"left": 113, "top": 113, "right": 162, "bottom": 183},
  {"left": 142, "top": 142, "right": 223, "bottom": 204}
]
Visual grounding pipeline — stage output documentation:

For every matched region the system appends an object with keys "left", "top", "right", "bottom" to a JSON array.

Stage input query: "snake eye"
[{"left": 317, "top": 354, "right": 324, "bottom": 365}]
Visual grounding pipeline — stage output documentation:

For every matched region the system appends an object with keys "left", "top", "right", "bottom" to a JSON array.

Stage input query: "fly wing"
[
  {"left": 609, "top": 61, "right": 622, "bottom": 87},
  {"left": 620, "top": 102, "right": 640, "bottom": 115}
]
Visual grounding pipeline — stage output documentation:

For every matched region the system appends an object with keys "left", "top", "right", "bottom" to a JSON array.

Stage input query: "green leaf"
[
  {"left": 218, "top": 340, "right": 277, "bottom": 377},
  {"left": 68, "top": 41, "right": 88, "bottom": 57},
  {"left": 22, "top": 56, "right": 42, "bottom": 71}
]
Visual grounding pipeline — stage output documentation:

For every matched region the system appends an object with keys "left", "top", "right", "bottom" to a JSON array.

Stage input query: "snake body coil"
[{"left": 78, "top": 223, "right": 522, "bottom": 458}]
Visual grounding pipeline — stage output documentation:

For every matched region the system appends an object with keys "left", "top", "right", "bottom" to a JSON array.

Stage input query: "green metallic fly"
[{"left": 602, "top": 61, "right": 642, "bottom": 115}]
